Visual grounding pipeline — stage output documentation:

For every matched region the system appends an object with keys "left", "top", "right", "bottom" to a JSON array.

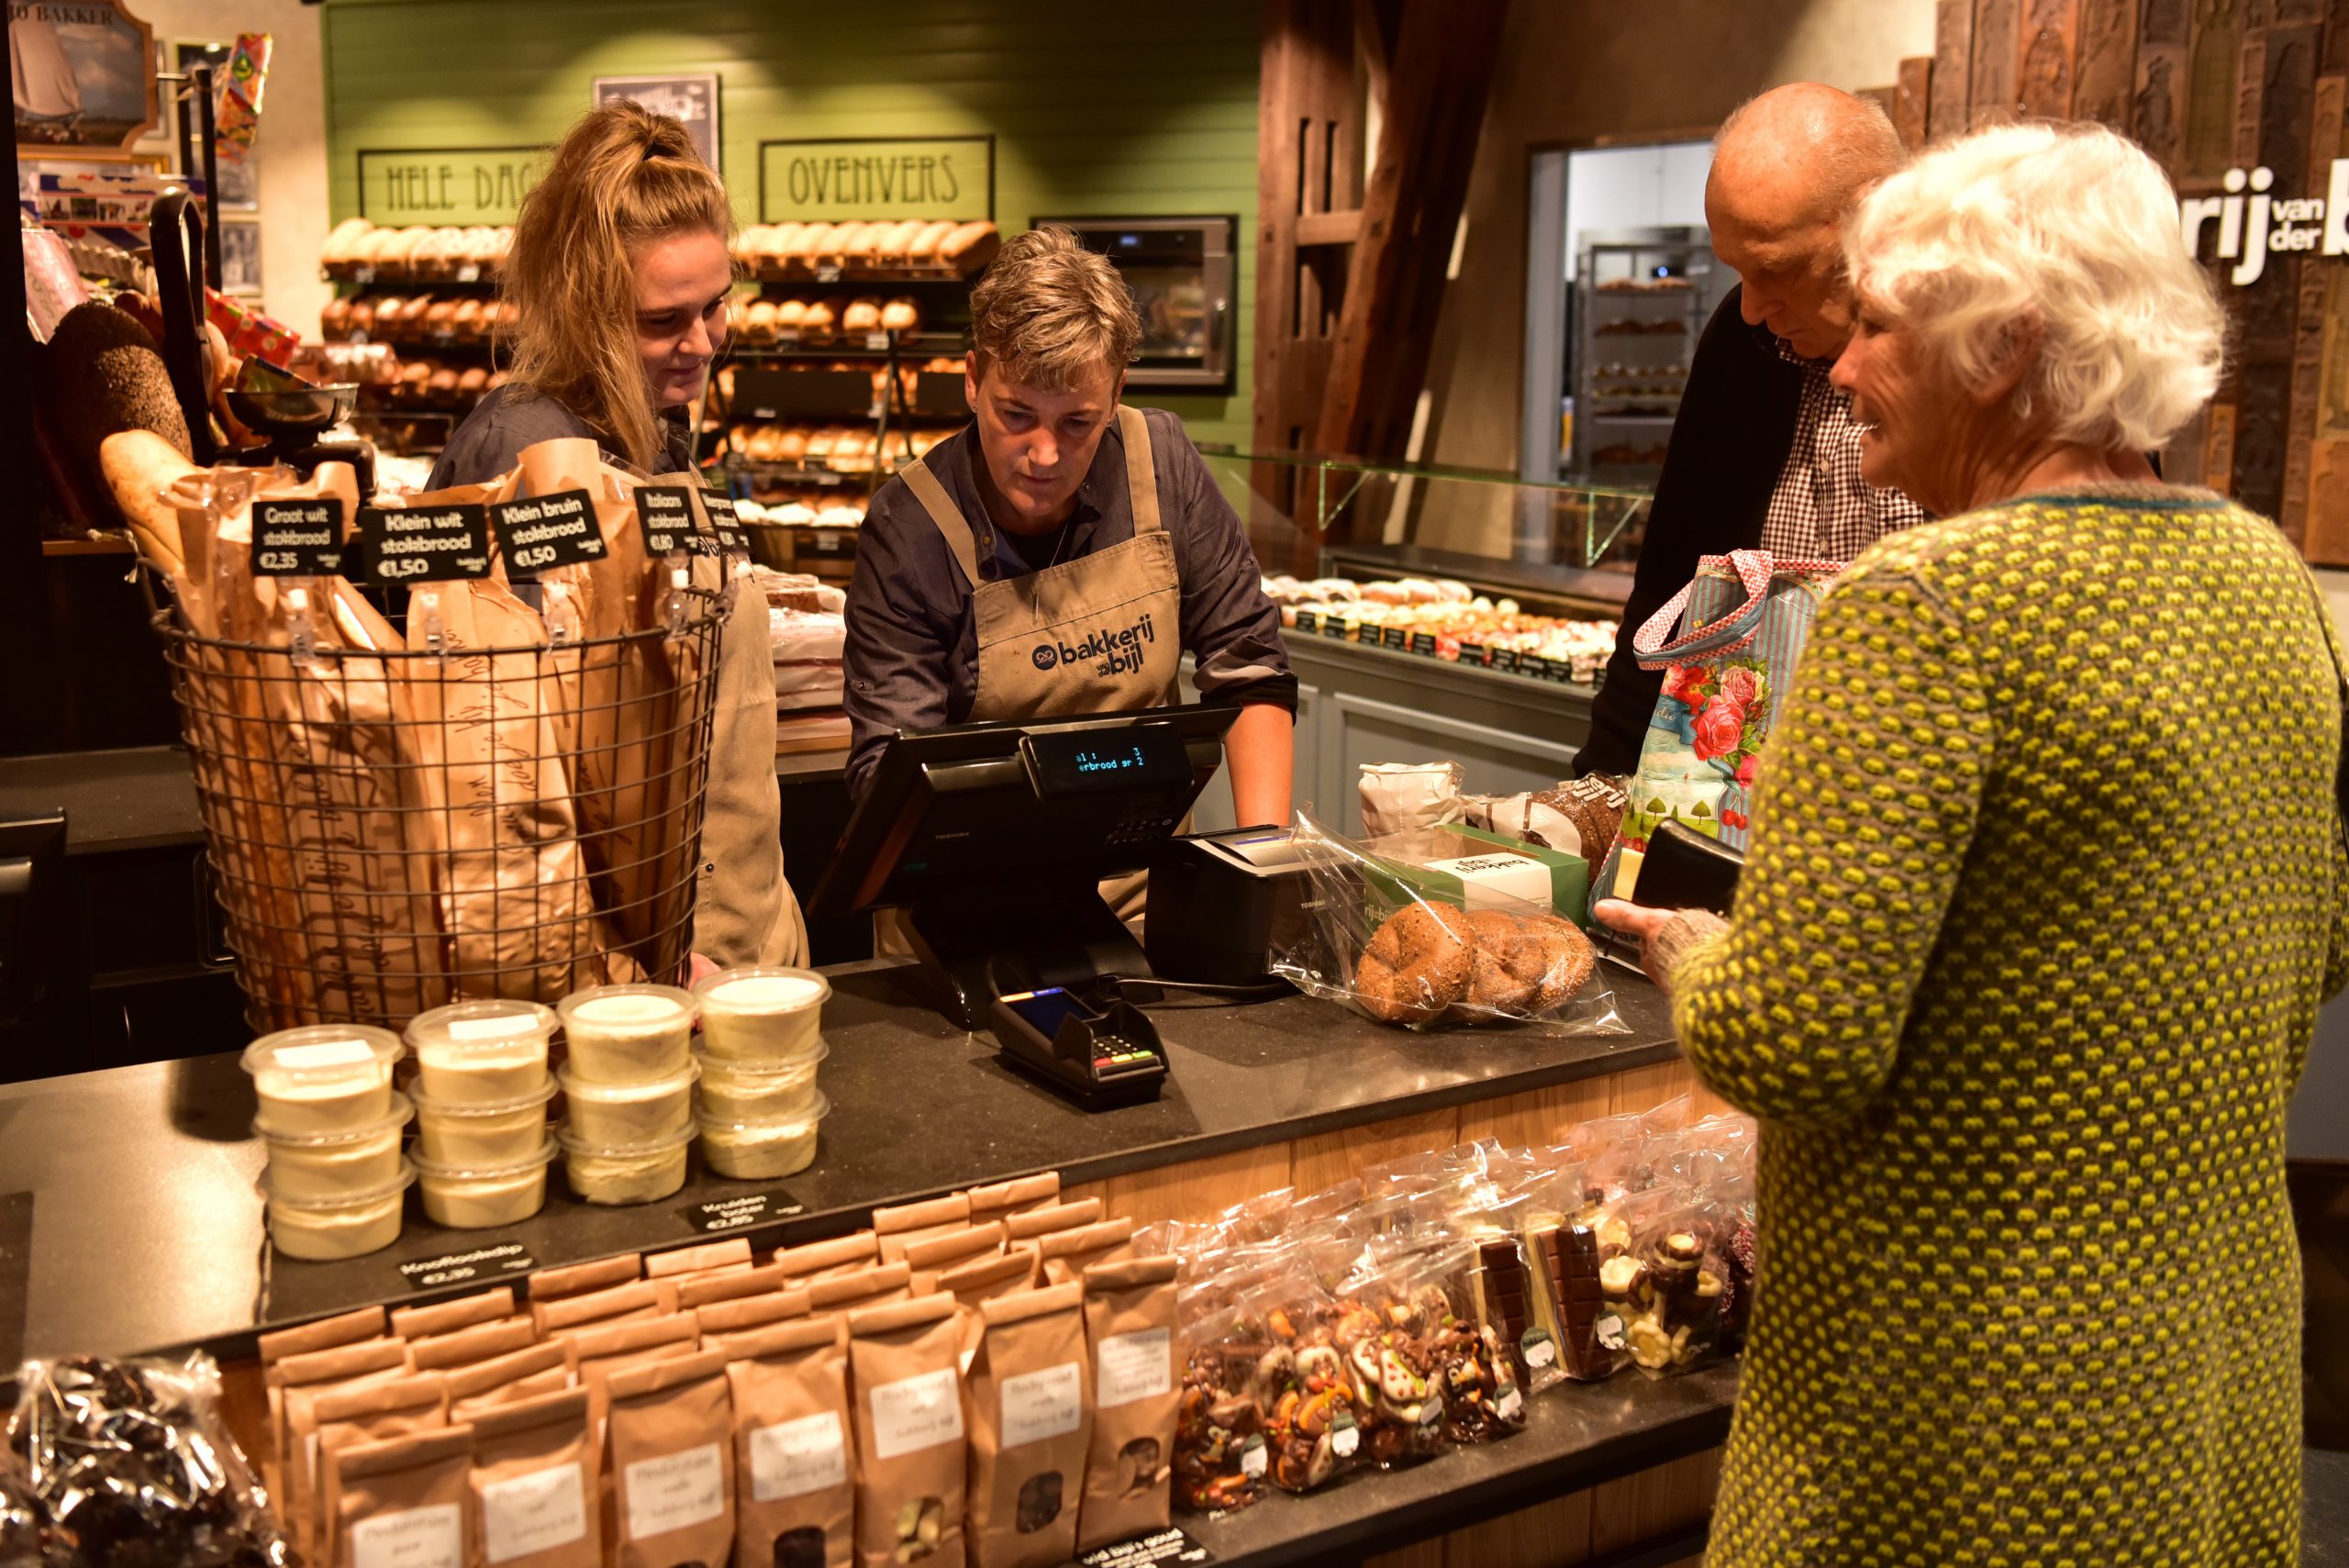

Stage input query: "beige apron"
[{"left": 886, "top": 405, "right": 1184, "bottom": 937}]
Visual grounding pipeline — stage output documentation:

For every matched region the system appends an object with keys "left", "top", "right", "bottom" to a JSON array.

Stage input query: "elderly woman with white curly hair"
[{"left": 1597, "top": 120, "right": 2348, "bottom": 1566}]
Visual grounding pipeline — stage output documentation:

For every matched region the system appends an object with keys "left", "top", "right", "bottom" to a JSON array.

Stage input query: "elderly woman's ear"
[{"left": 1976, "top": 314, "right": 2044, "bottom": 409}]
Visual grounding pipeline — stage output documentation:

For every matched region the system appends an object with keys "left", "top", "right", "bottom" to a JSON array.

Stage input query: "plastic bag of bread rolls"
[{"left": 1273, "top": 811, "right": 1619, "bottom": 1033}]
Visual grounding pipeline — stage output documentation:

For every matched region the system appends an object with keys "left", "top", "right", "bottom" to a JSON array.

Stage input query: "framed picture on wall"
[
  {"left": 217, "top": 218, "right": 262, "bottom": 295},
  {"left": 169, "top": 40, "right": 258, "bottom": 208},
  {"left": 593, "top": 73, "right": 720, "bottom": 171},
  {"left": 14, "top": 0, "right": 162, "bottom": 156}
]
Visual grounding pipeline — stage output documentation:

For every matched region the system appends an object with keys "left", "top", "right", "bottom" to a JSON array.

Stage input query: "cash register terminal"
[{"left": 807, "top": 706, "right": 1241, "bottom": 1059}]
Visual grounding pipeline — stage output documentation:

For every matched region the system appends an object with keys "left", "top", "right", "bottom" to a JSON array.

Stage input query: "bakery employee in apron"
[{"left": 841, "top": 225, "right": 1298, "bottom": 828}]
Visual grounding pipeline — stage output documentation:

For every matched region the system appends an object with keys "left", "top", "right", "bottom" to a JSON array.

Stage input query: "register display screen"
[{"left": 1023, "top": 728, "right": 1195, "bottom": 795}]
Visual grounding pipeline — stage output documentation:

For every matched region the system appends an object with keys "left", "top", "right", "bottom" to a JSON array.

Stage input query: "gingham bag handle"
[{"left": 1631, "top": 549, "right": 1845, "bottom": 670}]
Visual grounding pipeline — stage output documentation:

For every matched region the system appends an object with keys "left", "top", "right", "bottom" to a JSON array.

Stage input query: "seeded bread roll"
[
  {"left": 1354, "top": 902, "right": 1475, "bottom": 1023},
  {"left": 907, "top": 219, "right": 957, "bottom": 261}
]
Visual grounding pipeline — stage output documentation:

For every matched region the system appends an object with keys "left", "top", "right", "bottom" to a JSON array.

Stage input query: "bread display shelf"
[
  {"left": 320, "top": 263, "right": 500, "bottom": 287},
  {"left": 730, "top": 329, "right": 967, "bottom": 359}
]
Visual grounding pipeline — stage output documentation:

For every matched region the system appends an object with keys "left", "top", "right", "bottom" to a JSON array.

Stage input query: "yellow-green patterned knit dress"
[{"left": 1672, "top": 486, "right": 2349, "bottom": 1567}]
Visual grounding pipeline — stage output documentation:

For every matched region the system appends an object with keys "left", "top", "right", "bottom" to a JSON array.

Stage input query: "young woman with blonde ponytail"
[{"left": 432, "top": 102, "right": 807, "bottom": 970}]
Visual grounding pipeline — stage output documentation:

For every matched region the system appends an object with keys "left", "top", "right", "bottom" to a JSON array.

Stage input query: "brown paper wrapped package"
[
  {"left": 967, "top": 1284, "right": 1091, "bottom": 1568},
  {"left": 527, "top": 1253, "right": 641, "bottom": 1303},
  {"left": 278, "top": 1338, "right": 415, "bottom": 1561},
  {"left": 1002, "top": 1200, "right": 1102, "bottom": 1245},
  {"left": 531, "top": 1277, "right": 674, "bottom": 1339},
  {"left": 963, "top": 1173, "right": 1062, "bottom": 1228},
  {"left": 773, "top": 1231, "right": 876, "bottom": 1286},
  {"left": 1037, "top": 1218, "right": 1138, "bottom": 1288},
  {"left": 723, "top": 1315, "right": 856, "bottom": 1568},
  {"left": 697, "top": 1285, "right": 814, "bottom": 1338},
  {"left": 330, "top": 1424, "right": 474, "bottom": 1568},
  {"left": 467, "top": 1386, "right": 602, "bottom": 1568},
  {"left": 607, "top": 1347, "right": 737, "bottom": 1568},
  {"left": 392, "top": 1286, "right": 513, "bottom": 1340},
  {"left": 874, "top": 1194, "right": 972, "bottom": 1263},
  {"left": 446, "top": 1340, "right": 572, "bottom": 1419},
  {"left": 313, "top": 1373, "right": 450, "bottom": 1564},
  {"left": 573, "top": 1313, "right": 701, "bottom": 1439},
  {"left": 932, "top": 1247, "right": 1044, "bottom": 1372},
  {"left": 848, "top": 1294, "right": 968, "bottom": 1568},
  {"left": 901, "top": 1221, "right": 1006, "bottom": 1281},
  {"left": 647, "top": 1238, "right": 754, "bottom": 1279},
  {"left": 678, "top": 1261, "right": 790, "bottom": 1310},
  {"left": 809, "top": 1262, "right": 914, "bottom": 1318},
  {"left": 1076, "top": 1257, "right": 1179, "bottom": 1552},
  {"left": 411, "top": 1316, "right": 539, "bottom": 1373},
  {"left": 258, "top": 1307, "right": 388, "bottom": 1501}
]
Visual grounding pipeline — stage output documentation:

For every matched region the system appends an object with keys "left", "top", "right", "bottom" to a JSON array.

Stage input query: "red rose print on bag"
[{"left": 1692, "top": 695, "right": 1747, "bottom": 761}]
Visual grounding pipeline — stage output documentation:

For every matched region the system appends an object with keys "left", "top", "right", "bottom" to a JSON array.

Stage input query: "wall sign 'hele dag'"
[
  {"left": 358, "top": 146, "right": 542, "bottom": 225},
  {"left": 755, "top": 135, "right": 994, "bottom": 224}
]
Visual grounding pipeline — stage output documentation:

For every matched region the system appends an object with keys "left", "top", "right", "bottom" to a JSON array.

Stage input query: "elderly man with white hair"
[
  {"left": 1576, "top": 83, "right": 1928, "bottom": 779},
  {"left": 1598, "top": 122, "right": 2343, "bottom": 1567}
]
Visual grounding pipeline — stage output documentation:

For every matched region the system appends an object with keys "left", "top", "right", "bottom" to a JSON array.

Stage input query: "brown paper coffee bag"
[
  {"left": 1037, "top": 1220, "right": 1138, "bottom": 1288},
  {"left": 902, "top": 1222, "right": 1006, "bottom": 1282},
  {"left": 678, "top": 1262, "right": 788, "bottom": 1310},
  {"left": 529, "top": 1254, "right": 642, "bottom": 1303},
  {"left": 260, "top": 1307, "right": 389, "bottom": 1500},
  {"left": 393, "top": 1287, "right": 515, "bottom": 1340},
  {"left": 468, "top": 1386, "right": 601, "bottom": 1568},
  {"left": 412, "top": 1316, "right": 539, "bottom": 1373},
  {"left": 607, "top": 1347, "right": 736, "bottom": 1568},
  {"left": 722, "top": 1316, "right": 854, "bottom": 1568},
  {"left": 1075, "top": 1258, "right": 1179, "bottom": 1552},
  {"left": 962, "top": 1173, "right": 1061, "bottom": 1229},
  {"left": 874, "top": 1195, "right": 972, "bottom": 1263},
  {"left": 316, "top": 1373, "right": 451, "bottom": 1565},
  {"left": 648, "top": 1239, "right": 754, "bottom": 1279},
  {"left": 967, "top": 1284, "right": 1090, "bottom": 1568},
  {"left": 1002, "top": 1200, "right": 1102, "bottom": 1246},
  {"left": 697, "top": 1286, "right": 814, "bottom": 1339},
  {"left": 848, "top": 1294, "right": 967, "bottom": 1568},
  {"left": 809, "top": 1262, "right": 913, "bottom": 1318},
  {"left": 331, "top": 1424, "right": 474, "bottom": 1568},
  {"left": 534, "top": 1278, "right": 676, "bottom": 1339},
  {"left": 773, "top": 1232, "right": 877, "bottom": 1287},
  {"left": 932, "top": 1248, "right": 1043, "bottom": 1372},
  {"left": 281, "top": 1338, "right": 416, "bottom": 1560},
  {"left": 573, "top": 1314, "right": 701, "bottom": 1440},
  {"left": 448, "top": 1341, "right": 573, "bottom": 1419}
]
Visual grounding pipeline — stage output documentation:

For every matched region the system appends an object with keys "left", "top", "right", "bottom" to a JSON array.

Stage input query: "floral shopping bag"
[{"left": 1586, "top": 550, "right": 1843, "bottom": 912}]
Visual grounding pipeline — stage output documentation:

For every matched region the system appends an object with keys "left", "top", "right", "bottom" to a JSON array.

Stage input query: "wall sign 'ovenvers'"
[
  {"left": 756, "top": 135, "right": 994, "bottom": 225},
  {"left": 2184, "top": 160, "right": 2349, "bottom": 287}
]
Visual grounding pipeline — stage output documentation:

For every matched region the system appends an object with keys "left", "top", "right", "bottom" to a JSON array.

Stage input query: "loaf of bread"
[
  {"left": 484, "top": 227, "right": 515, "bottom": 263},
  {"left": 423, "top": 299, "right": 460, "bottom": 333},
  {"left": 320, "top": 297, "right": 353, "bottom": 339},
  {"left": 939, "top": 220, "right": 998, "bottom": 265},
  {"left": 353, "top": 228, "right": 400, "bottom": 263},
  {"left": 1352, "top": 902, "right": 1596, "bottom": 1025},
  {"left": 792, "top": 222, "right": 837, "bottom": 261},
  {"left": 387, "top": 226, "right": 434, "bottom": 262},
  {"left": 774, "top": 428, "right": 809, "bottom": 464},
  {"left": 397, "top": 361, "right": 434, "bottom": 399},
  {"left": 872, "top": 219, "right": 923, "bottom": 261},
  {"left": 456, "top": 365, "right": 489, "bottom": 395},
  {"left": 774, "top": 298, "right": 808, "bottom": 332},
  {"left": 834, "top": 221, "right": 878, "bottom": 261},
  {"left": 321, "top": 217, "right": 374, "bottom": 265},
  {"left": 907, "top": 219, "right": 957, "bottom": 261},
  {"left": 746, "top": 425, "right": 785, "bottom": 462},
  {"left": 803, "top": 427, "right": 840, "bottom": 462},
  {"left": 799, "top": 300, "right": 837, "bottom": 339},
  {"left": 344, "top": 299, "right": 377, "bottom": 338},
  {"left": 840, "top": 297, "right": 883, "bottom": 334},
  {"left": 732, "top": 225, "right": 773, "bottom": 266},
  {"left": 426, "top": 365, "right": 461, "bottom": 396},
  {"left": 880, "top": 297, "right": 920, "bottom": 333},
  {"left": 763, "top": 222, "right": 806, "bottom": 264},
  {"left": 746, "top": 299, "right": 781, "bottom": 342}
]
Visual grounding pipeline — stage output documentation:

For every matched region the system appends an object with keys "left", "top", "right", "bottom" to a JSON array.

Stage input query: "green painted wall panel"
[{"left": 323, "top": 0, "right": 1260, "bottom": 439}]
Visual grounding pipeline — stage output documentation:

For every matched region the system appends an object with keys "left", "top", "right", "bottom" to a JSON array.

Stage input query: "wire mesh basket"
[{"left": 153, "top": 584, "right": 730, "bottom": 1032}]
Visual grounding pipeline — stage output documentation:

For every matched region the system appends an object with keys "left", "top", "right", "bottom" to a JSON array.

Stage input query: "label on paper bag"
[
  {"left": 1425, "top": 852, "right": 1552, "bottom": 911},
  {"left": 624, "top": 1441, "right": 726, "bottom": 1540},
  {"left": 748, "top": 1411, "right": 847, "bottom": 1501},
  {"left": 635, "top": 486, "right": 713, "bottom": 558},
  {"left": 356, "top": 503, "right": 490, "bottom": 583},
  {"left": 868, "top": 1367, "right": 963, "bottom": 1459},
  {"left": 1094, "top": 1327, "right": 1172, "bottom": 1409},
  {"left": 490, "top": 489, "right": 606, "bottom": 575},
  {"left": 480, "top": 1462, "right": 587, "bottom": 1562},
  {"left": 349, "top": 1502, "right": 462, "bottom": 1568},
  {"left": 1000, "top": 1362, "right": 1084, "bottom": 1447}
]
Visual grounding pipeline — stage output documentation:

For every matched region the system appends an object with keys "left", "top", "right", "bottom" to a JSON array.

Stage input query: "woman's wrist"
[{"left": 1647, "top": 908, "right": 1732, "bottom": 989}]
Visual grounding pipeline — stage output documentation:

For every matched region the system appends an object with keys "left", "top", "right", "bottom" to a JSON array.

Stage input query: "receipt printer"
[{"left": 1143, "top": 826, "right": 1312, "bottom": 986}]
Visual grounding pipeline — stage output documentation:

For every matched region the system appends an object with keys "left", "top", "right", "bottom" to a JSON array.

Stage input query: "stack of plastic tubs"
[
  {"left": 245, "top": 1026, "right": 413, "bottom": 1259},
  {"left": 690, "top": 966, "right": 832, "bottom": 1180},
  {"left": 552, "top": 984, "right": 702, "bottom": 1205},
  {"left": 403, "top": 1000, "right": 562, "bottom": 1229}
]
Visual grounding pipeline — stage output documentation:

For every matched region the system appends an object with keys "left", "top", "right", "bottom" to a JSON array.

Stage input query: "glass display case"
[{"left": 1571, "top": 226, "right": 1727, "bottom": 485}]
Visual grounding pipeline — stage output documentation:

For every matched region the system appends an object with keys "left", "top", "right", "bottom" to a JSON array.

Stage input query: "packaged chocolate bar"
[{"left": 1327, "top": 1246, "right": 1446, "bottom": 1470}]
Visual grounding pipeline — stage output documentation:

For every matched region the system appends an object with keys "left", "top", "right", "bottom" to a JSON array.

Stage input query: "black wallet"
[{"left": 1632, "top": 820, "right": 1742, "bottom": 915}]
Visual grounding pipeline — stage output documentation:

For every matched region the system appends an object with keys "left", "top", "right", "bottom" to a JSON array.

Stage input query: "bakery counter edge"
[{"left": 0, "top": 960, "right": 1679, "bottom": 1370}]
